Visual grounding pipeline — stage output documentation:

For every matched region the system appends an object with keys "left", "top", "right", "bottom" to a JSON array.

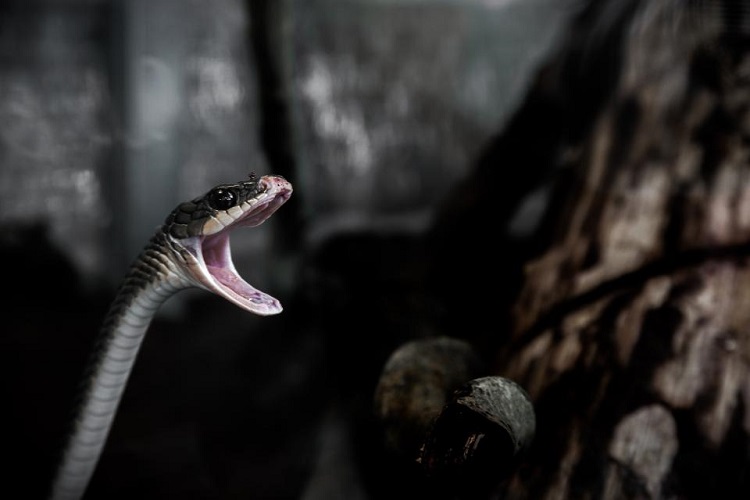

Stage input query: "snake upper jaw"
[{"left": 179, "top": 175, "right": 293, "bottom": 316}]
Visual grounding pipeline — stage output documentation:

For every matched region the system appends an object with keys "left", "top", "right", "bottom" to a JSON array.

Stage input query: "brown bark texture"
[{"left": 480, "top": 1, "right": 750, "bottom": 498}]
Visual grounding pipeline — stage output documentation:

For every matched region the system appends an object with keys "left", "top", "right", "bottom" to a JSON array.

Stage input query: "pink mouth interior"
[{"left": 200, "top": 195, "right": 290, "bottom": 307}]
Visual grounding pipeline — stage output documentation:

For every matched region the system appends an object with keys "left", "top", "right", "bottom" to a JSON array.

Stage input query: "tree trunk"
[{"left": 484, "top": 1, "right": 750, "bottom": 498}]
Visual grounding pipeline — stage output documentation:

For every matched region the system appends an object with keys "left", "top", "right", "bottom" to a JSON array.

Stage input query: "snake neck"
[{"left": 49, "top": 231, "right": 192, "bottom": 500}]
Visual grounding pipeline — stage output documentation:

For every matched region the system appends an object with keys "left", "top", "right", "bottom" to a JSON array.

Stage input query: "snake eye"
[{"left": 208, "top": 188, "right": 237, "bottom": 210}]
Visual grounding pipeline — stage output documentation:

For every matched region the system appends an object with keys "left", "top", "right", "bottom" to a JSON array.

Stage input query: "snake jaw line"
[
  {"left": 178, "top": 175, "right": 293, "bottom": 316},
  {"left": 182, "top": 234, "right": 284, "bottom": 316}
]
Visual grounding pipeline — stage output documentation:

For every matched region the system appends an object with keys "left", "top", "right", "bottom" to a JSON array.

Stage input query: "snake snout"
[{"left": 260, "top": 175, "right": 293, "bottom": 197}]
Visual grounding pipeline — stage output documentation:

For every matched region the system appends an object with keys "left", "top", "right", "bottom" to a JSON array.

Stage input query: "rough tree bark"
[
  {"left": 405, "top": 1, "right": 750, "bottom": 499},
  {"left": 487, "top": 1, "right": 750, "bottom": 498},
  {"left": 364, "top": 0, "right": 750, "bottom": 498}
]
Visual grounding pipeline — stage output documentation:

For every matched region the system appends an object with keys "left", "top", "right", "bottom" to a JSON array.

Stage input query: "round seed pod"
[
  {"left": 419, "top": 376, "right": 536, "bottom": 496},
  {"left": 373, "top": 337, "right": 485, "bottom": 462}
]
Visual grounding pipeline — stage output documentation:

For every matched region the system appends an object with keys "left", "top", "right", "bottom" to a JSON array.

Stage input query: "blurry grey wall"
[
  {"left": 292, "top": 0, "right": 569, "bottom": 244},
  {"left": 0, "top": 0, "right": 570, "bottom": 295}
]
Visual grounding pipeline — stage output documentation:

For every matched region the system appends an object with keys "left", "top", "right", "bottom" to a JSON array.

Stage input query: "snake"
[{"left": 47, "top": 174, "right": 293, "bottom": 500}]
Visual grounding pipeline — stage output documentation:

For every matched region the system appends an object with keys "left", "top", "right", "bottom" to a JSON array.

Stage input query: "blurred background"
[{"left": 0, "top": 0, "right": 572, "bottom": 498}]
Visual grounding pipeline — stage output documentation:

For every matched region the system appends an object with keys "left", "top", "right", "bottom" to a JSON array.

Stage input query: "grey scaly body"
[{"left": 49, "top": 174, "right": 293, "bottom": 500}]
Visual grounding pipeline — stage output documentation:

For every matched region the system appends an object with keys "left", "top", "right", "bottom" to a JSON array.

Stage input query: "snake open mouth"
[
  {"left": 187, "top": 176, "right": 293, "bottom": 315},
  {"left": 49, "top": 174, "right": 294, "bottom": 500}
]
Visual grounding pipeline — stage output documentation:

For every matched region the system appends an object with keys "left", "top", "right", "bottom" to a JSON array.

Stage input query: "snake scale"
[{"left": 48, "top": 174, "right": 293, "bottom": 500}]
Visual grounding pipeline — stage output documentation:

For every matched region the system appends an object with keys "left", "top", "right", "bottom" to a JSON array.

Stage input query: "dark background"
[{"left": 0, "top": 0, "right": 571, "bottom": 498}]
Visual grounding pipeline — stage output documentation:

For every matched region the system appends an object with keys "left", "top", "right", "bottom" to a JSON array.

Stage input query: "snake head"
[{"left": 163, "top": 174, "right": 293, "bottom": 315}]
